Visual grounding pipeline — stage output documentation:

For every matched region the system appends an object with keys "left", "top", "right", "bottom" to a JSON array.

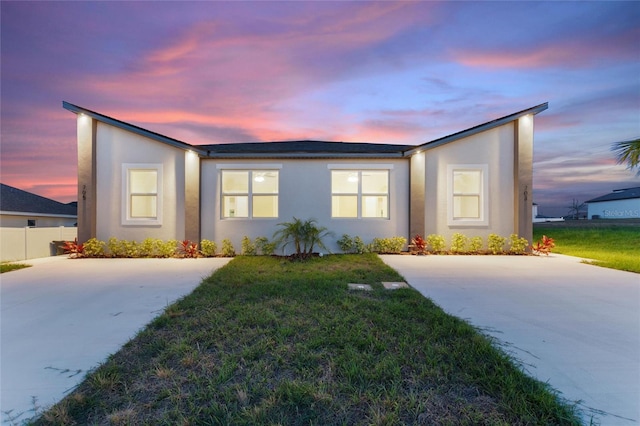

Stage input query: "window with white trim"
[
  {"left": 447, "top": 164, "right": 488, "bottom": 226},
  {"left": 331, "top": 170, "right": 389, "bottom": 218},
  {"left": 221, "top": 170, "right": 278, "bottom": 218},
  {"left": 122, "top": 164, "right": 162, "bottom": 225}
]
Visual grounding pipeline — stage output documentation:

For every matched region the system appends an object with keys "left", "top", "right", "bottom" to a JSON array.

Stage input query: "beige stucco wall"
[
  {"left": 201, "top": 158, "right": 409, "bottom": 254},
  {"left": 94, "top": 123, "right": 187, "bottom": 242},
  {"left": 422, "top": 123, "right": 516, "bottom": 242},
  {"left": 0, "top": 214, "right": 76, "bottom": 228}
]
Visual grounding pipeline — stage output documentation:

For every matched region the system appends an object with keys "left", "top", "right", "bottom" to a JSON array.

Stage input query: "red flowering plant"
[
  {"left": 178, "top": 240, "right": 200, "bottom": 258},
  {"left": 531, "top": 235, "right": 555, "bottom": 256},
  {"left": 61, "top": 238, "right": 84, "bottom": 258},
  {"left": 411, "top": 234, "right": 427, "bottom": 254}
]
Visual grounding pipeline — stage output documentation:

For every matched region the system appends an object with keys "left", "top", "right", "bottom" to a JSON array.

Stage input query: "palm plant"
[
  {"left": 273, "top": 217, "right": 333, "bottom": 260},
  {"left": 612, "top": 138, "right": 640, "bottom": 174}
]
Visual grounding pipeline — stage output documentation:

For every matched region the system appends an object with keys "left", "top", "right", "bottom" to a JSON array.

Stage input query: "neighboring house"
[
  {"left": 586, "top": 187, "right": 640, "bottom": 219},
  {"left": 63, "top": 101, "right": 547, "bottom": 252},
  {"left": 0, "top": 183, "right": 77, "bottom": 227},
  {"left": 532, "top": 203, "right": 564, "bottom": 223}
]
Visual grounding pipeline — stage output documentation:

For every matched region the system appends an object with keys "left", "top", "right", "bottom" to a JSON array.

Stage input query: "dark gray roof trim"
[
  {"left": 62, "top": 102, "right": 206, "bottom": 156},
  {"left": 63, "top": 101, "right": 548, "bottom": 159},
  {"left": 585, "top": 187, "right": 640, "bottom": 203},
  {"left": 202, "top": 141, "right": 411, "bottom": 158},
  {"left": 0, "top": 183, "right": 77, "bottom": 216},
  {"left": 402, "top": 102, "right": 549, "bottom": 156}
]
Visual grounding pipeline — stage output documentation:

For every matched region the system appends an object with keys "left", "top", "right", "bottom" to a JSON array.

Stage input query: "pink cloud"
[{"left": 453, "top": 27, "right": 639, "bottom": 69}]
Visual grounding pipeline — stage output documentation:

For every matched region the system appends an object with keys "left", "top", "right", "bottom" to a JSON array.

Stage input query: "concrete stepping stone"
[
  {"left": 348, "top": 283, "right": 372, "bottom": 291},
  {"left": 382, "top": 281, "right": 409, "bottom": 290}
]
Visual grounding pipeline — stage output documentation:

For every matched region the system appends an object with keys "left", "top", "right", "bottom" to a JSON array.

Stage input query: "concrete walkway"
[
  {"left": 381, "top": 254, "right": 639, "bottom": 425},
  {"left": 1, "top": 256, "right": 230, "bottom": 425}
]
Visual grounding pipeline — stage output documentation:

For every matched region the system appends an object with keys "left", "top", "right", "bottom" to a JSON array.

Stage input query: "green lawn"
[
  {"left": 0, "top": 262, "right": 31, "bottom": 273},
  {"left": 33, "top": 254, "right": 580, "bottom": 425},
  {"left": 534, "top": 222, "right": 640, "bottom": 273}
]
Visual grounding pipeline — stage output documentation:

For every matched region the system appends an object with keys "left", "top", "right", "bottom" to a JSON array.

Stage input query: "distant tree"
[
  {"left": 566, "top": 199, "right": 586, "bottom": 220},
  {"left": 612, "top": 137, "right": 640, "bottom": 174}
]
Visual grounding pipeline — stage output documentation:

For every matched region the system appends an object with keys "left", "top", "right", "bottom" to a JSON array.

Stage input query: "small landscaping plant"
[
  {"left": 82, "top": 238, "right": 106, "bottom": 257},
  {"left": 273, "top": 217, "right": 332, "bottom": 260},
  {"left": 241, "top": 236, "right": 257, "bottom": 256},
  {"left": 509, "top": 234, "right": 529, "bottom": 254},
  {"left": 60, "top": 238, "right": 84, "bottom": 258},
  {"left": 450, "top": 232, "right": 468, "bottom": 254},
  {"left": 200, "top": 239, "right": 217, "bottom": 257},
  {"left": 178, "top": 240, "right": 200, "bottom": 258},
  {"left": 255, "top": 236, "right": 276, "bottom": 256},
  {"left": 469, "top": 236, "right": 484, "bottom": 253},
  {"left": 426, "top": 234, "right": 446, "bottom": 253},
  {"left": 371, "top": 236, "right": 406, "bottom": 254},
  {"left": 221, "top": 238, "right": 236, "bottom": 257},
  {"left": 531, "top": 235, "right": 555, "bottom": 256},
  {"left": 337, "top": 234, "right": 354, "bottom": 253},
  {"left": 410, "top": 234, "right": 427, "bottom": 254},
  {"left": 487, "top": 233, "right": 507, "bottom": 254}
]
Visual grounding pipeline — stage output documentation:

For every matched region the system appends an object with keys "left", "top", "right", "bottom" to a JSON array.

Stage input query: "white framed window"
[
  {"left": 331, "top": 170, "right": 389, "bottom": 218},
  {"left": 221, "top": 170, "right": 279, "bottom": 218},
  {"left": 122, "top": 164, "right": 163, "bottom": 225},
  {"left": 447, "top": 164, "right": 488, "bottom": 226}
]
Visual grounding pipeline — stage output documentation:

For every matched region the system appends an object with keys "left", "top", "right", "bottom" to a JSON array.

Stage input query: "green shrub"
[
  {"left": 509, "top": 234, "right": 529, "bottom": 254},
  {"left": 353, "top": 236, "right": 367, "bottom": 254},
  {"left": 488, "top": 234, "right": 507, "bottom": 254},
  {"left": 108, "top": 238, "right": 141, "bottom": 258},
  {"left": 426, "top": 234, "right": 446, "bottom": 253},
  {"left": 241, "top": 236, "right": 257, "bottom": 256},
  {"left": 469, "top": 236, "right": 483, "bottom": 253},
  {"left": 337, "top": 234, "right": 354, "bottom": 253},
  {"left": 138, "top": 238, "right": 159, "bottom": 257},
  {"left": 157, "top": 239, "right": 178, "bottom": 258},
  {"left": 200, "top": 239, "right": 217, "bottom": 257},
  {"left": 83, "top": 238, "right": 105, "bottom": 257},
  {"left": 371, "top": 236, "right": 406, "bottom": 254},
  {"left": 221, "top": 239, "right": 235, "bottom": 257},
  {"left": 450, "top": 233, "right": 468, "bottom": 253},
  {"left": 255, "top": 236, "right": 276, "bottom": 256}
]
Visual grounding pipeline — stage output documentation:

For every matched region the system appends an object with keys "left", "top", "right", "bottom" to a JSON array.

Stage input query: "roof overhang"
[
  {"left": 402, "top": 102, "right": 548, "bottom": 157},
  {"left": 63, "top": 101, "right": 208, "bottom": 156}
]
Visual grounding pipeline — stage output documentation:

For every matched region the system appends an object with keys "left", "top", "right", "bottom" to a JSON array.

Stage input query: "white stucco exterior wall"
[
  {"left": 201, "top": 158, "right": 409, "bottom": 254},
  {"left": 423, "top": 124, "right": 516, "bottom": 242},
  {"left": 95, "top": 123, "right": 186, "bottom": 241},
  {"left": 588, "top": 199, "right": 640, "bottom": 219}
]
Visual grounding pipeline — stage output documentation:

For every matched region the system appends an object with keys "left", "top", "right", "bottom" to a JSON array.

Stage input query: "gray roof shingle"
[
  {"left": 0, "top": 184, "right": 77, "bottom": 216},
  {"left": 585, "top": 187, "right": 640, "bottom": 203}
]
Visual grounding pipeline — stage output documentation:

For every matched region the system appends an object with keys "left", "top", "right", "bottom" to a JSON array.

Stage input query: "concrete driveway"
[
  {"left": 381, "top": 254, "right": 639, "bottom": 425},
  {"left": 1, "top": 256, "right": 230, "bottom": 425}
]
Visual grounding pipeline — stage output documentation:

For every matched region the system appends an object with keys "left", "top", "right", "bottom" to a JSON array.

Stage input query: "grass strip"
[
  {"left": 33, "top": 254, "right": 581, "bottom": 425},
  {"left": 0, "top": 262, "right": 31, "bottom": 273},
  {"left": 534, "top": 224, "right": 640, "bottom": 273}
]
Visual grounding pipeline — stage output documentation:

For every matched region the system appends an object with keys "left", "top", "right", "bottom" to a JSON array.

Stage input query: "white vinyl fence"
[{"left": 0, "top": 227, "right": 77, "bottom": 262}]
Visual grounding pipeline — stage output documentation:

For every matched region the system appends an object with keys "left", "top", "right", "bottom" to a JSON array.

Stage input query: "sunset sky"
[{"left": 1, "top": 1, "right": 638, "bottom": 217}]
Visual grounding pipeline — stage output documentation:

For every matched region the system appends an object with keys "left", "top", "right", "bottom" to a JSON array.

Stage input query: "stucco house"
[
  {"left": 586, "top": 187, "right": 640, "bottom": 219},
  {"left": 63, "top": 101, "right": 547, "bottom": 253}
]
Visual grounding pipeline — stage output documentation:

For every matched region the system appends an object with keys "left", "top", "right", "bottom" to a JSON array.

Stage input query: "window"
[
  {"left": 447, "top": 164, "right": 488, "bottom": 226},
  {"left": 331, "top": 170, "right": 389, "bottom": 218},
  {"left": 27, "top": 219, "right": 36, "bottom": 227},
  {"left": 122, "top": 164, "right": 162, "bottom": 225},
  {"left": 221, "top": 170, "right": 278, "bottom": 218}
]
